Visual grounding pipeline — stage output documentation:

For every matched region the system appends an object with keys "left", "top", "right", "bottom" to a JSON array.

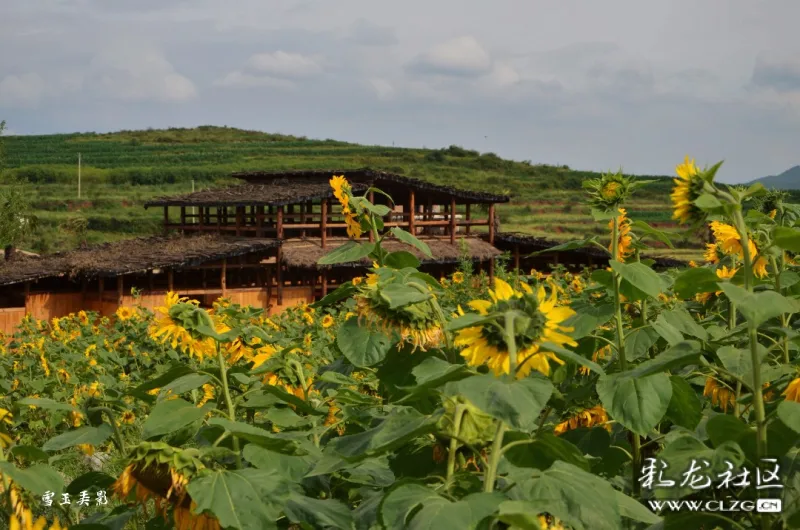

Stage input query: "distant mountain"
[{"left": 750, "top": 165, "right": 800, "bottom": 189}]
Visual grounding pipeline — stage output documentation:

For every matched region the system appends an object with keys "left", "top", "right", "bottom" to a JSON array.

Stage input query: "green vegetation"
[{"left": 1, "top": 125, "right": 692, "bottom": 256}]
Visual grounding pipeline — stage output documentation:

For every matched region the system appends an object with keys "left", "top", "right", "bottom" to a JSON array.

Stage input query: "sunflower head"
[
  {"left": 583, "top": 171, "right": 641, "bottom": 211},
  {"left": 454, "top": 278, "right": 576, "bottom": 378},
  {"left": 115, "top": 306, "right": 136, "bottom": 322},
  {"left": 671, "top": 156, "right": 721, "bottom": 225}
]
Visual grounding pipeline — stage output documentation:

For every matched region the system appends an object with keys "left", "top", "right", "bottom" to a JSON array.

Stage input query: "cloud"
[
  {"left": 88, "top": 44, "right": 197, "bottom": 102},
  {"left": 346, "top": 19, "right": 397, "bottom": 47},
  {"left": 214, "top": 71, "right": 295, "bottom": 90},
  {"left": 0, "top": 73, "right": 46, "bottom": 108},
  {"left": 408, "top": 36, "right": 493, "bottom": 77},
  {"left": 246, "top": 51, "right": 323, "bottom": 78},
  {"left": 751, "top": 52, "right": 800, "bottom": 92}
]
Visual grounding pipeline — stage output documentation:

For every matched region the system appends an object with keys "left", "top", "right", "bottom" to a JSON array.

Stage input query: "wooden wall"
[
  {"left": 0, "top": 308, "right": 26, "bottom": 336},
  {"left": 269, "top": 286, "right": 314, "bottom": 315}
]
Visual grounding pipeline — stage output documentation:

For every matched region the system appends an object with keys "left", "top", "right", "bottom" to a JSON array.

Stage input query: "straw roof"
[
  {"left": 492, "top": 232, "right": 687, "bottom": 269},
  {"left": 0, "top": 235, "right": 280, "bottom": 287},
  {"left": 144, "top": 181, "right": 369, "bottom": 208},
  {"left": 282, "top": 237, "right": 501, "bottom": 269}
]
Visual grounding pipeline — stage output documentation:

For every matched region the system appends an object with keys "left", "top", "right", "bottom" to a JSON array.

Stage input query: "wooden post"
[
  {"left": 236, "top": 207, "right": 244, "bottom": 236},
  {"left": 277, "top": 206, "right": 284, "bottom": 239},
  {"left": 266, "top": 265, "right": 273, "bottom": 310},
  {"left": 24, "top": 281, "right": 30, "bottom": 315},
  {"left": 117, "top": 276, "right": 124, "bottom": 307},
  {"left": 163, "top": 207, "right": 169, "bottom": 235},
  {"left": 217, "top": 207, "right": 222, "bottom": 232},
  {"left": 450, "top": 197, "right": 457, "bottom": 245},
  {"left": 320, "top": 200, "right": 328, "bottom": 248},
  {"left": 256, "top": 205, "right": 264, "bottom": 237},
  {"left": 514, "top": 244, "right": 520, "bottom": 272},
  {"left": 465, "top": 203, "right": 471, "bottom": 235},
  {"left": 180, "top": 207, "right": 186, "bottom": 229},
  {"left": 198, "top": 206, "right": 205, "bottom": 230},
  {"left": 489, "top": 258, "right": 495, "bottom": 281},
  {"left": 221, "top": 259, "right": 227, "bottom": 297},
  {"left": 167, "top": 269, "right": 174, "bottom": 292},
  {"left": 322, "top": 270, "right": 328, "bottom": 297},
  {"left": 276, "top": 248, "right": 283, "bottom": 305},
  {"left": 409, "top": 189, "right": 416, "bottom": 235},
  {"left": 488, "top": 204, "right": 496, "bottom": 245}
]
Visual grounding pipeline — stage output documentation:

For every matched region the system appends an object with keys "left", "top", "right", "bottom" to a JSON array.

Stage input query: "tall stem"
[
  {"left": 483, "top": 420, "right": 506, "bottom": 493},
  {"left": 729, "top": 300, "right": 742, "bottom": 418},
  {"left": 612, "top": 215, "right": 641, "bottom": 495},
  {"left": 445, "top": 404, "right": 466, "bottom": 492},
  {"left": 216, "top": 344, "right": 242, "bottom": 469},
  {"left": 771, "top": 256, "right": 790, "bottom": 364}
]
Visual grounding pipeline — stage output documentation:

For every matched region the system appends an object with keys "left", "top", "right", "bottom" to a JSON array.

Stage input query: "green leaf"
[
  {"left": 614, "top": 490, "right": 662, "bottom": 525},
  {"left": 528, "top": 237, "right": 597, "bottom": 256},
  {"left": 328, "top": 408, "right": 439, "bottom": 460},
  {"left": 651, "top": 314, "right": 684, "bottom": 346},
  {"left": 717, "top": 284, "right": 798, "bottom": 327},
  {"left": 445, "top": 313, "right": 492, "bottom": 332},
  {"left": 252, "top": 385, "right": 325, "bottom": 416},
  {"left": 284, "top": 492, "right": 354, "bottom": 529},
  {"left": 624, "top": 327, "right": 659, "bottom": 361},
  {"left": 597, "top": 372, "right": 672, "bottom": 436},
  {"left": 8, "top": 445, "right": 49, "bottom": 463},
  {"left": 706, "top": 415, "right": 752, "bottom": 449},
  {"left": 337, "top": 317, "right": 393, "bottom": 367},
  {"left": 627, "top": 341, "right": 701, "bottom": 378},
  {"left": 42, "top": 424, "right": 113, "bottom": 452},
  {"left": 129, "top": 365, "right": 194, "bottom": 395},
  {"left": 141, "top": 398, "right": 208, "bottom": 440},
  {"left": 397, "top": 357, "right": 471, "bottom": 396},
  {"left": 318, "top": 241, "right": 376, "bottom": 265},
  {"left": 506, "top": 461, "right": 622, "bottom": 530},
  {"left": 0, "top": 462, "right": 64, "bottom": 495},
  {"left": 631, "top": 220, "right": 674, "bottom": 249},
  {"left": 672, "top": 268, "right": 721, "bottom": 299},
  {"left": 384, "top": 251, "right": 421, "bottom": 269},
  {"left": 777, "top": 401, "right": 800, "bottom": 434},
  {"left": 665, "top": 375, "right": 703, "bottom": 430},
  {"left": 362, "top": 202, "right": 392, "bottom": 217},
  {"left": 379, "top": 483, "right": 443, "bottom": 530},
  {"left": 66, "top": 472, "right": 116, "bottom": 495},
  {"left": 188, "top": 469, "right": 292, "bottom": 530},
  {"left": 311, "top": 282, "right": 357, "bottom": 308},
  {"left": 774, "top": 226, "right": 800, "bottom": 252},
  {"left": 208, "top": 418, "right": 308, "bottom": 455},
  {"left": 379, "top": 283, "right": 431, "bottom": 309},
  {"left": 15, "top": 397, "right": 77, "bottom": 411},
  {"left": 390, "top": 227, "right": 432, "bottom": 258},
  {"left": 658, "top": 308, "right": 708, "bottom": 341},
  {"left": 716, "top": 344, "right": 766, "bottom": 383},
  {"left": 503, "top": 431, "right": 590, "bottom": 471},
  {"left": 445, "top": 373, "right": 554, "bottom": 431},
  {"left": 609, "top": 260, "right": 663, "bottom": 300},
  {"left": 542, "top": 342, "right": 605, "bottom": 376},
  {"left": 242, "top": 445, "right": 313, "bottom": 482},
  {"left": 694, "top": 193, "right": 724, "bottom": 212},
  {"left": 159, "top": 373, "right": 211, "bottom": 399},
  {"left": 407, "top": 492, "right": 504, "bottom": 530}
]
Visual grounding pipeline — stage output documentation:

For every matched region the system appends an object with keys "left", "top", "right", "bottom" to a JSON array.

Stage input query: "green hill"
[
  {"left": 751, "top": 165, "right": 800, "bottom": 190},
  {"left": 1, "top": 125, "right": 697, "bottom": 258}
]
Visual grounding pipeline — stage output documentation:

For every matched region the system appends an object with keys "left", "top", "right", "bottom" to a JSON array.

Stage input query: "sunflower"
[
  {"left": 696, "top": 265, "right": 737, "bottom": 304},
  {"left": 783, "top": 377, "right": 800, "bottom": 402},
  {"left": 455, "top": 278, "right": 576, "bottom": 378},
  {"left": 330, "top": 175, "right": 364, "bottom": 239},
  {"left": 115, "top": 306, "right": 135, "bottom": 321},
  {"left": 703, "top": 377, "right": 736, "bottom": 412},
  {"left": 452, "top": 271, "right": 465, "bottom": 284},
  {"left": 579, "top": 345, "right": 610, "bottom": 376},
  {"left": 671, "top": 156, "right": 705, "bottom": 224},
  {"left": 56, "top": 368, "right": 70, "bottom": 383},
  {"left": 584, "top": 170, "right": 636, "bottom": 211},
  {"left": 608, "top": 208, "right": 633, "bottom": 261},
  {"left": 149, "top": 292, "right": 215, "bottom": 361},
  {"left": 9, "top": 512, "right": 65, "bottom": 530},
  {"left": 321, "top": 315, "right": 335, "bottom": 328},
  {"left": 708, "top": 222, "right": 768, "bottom": 278},
  {"left": 0, "top": 408, "right": 13, "bottom": 448},
  {"left": 553, "top": 405, "right": 611, "bottom": 436},
  {"left": 197, "top": 384, "right": 215, "bottom": 407},
  {"left": 121, "top": 411, "right": 136, "bottom": 425}
]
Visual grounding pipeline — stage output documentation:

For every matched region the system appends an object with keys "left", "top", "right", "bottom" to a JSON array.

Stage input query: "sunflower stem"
[
  {"left": 771, "top": 256, "right": 790, "bottom": 364},
  {"left": 216, "top": 344, "right": 242, "bottom": 469},
  {"left": 483, "top": 420, "right": 506, "bottom": 493},
  {"left": 611, "top": 215, "right": 641, "bottom": 496},
  {"left": 445, "top": 404, "right": 466, "bottom": 492}
]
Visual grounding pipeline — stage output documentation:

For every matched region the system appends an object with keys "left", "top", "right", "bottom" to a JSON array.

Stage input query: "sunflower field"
[{"left": 2, "top": 160, "right": 800, "bottom": 530}]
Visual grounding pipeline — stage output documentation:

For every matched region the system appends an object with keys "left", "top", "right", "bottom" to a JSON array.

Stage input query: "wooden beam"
[
  {"left": 449, "top": 197, "right": 457, "bottom": 245},
  {"left": 276, "top": 248, "right": 283, "bottom": 305},
  {"left": 236, "top": 207, "right": 244, "bottom": 236},
  {"left": 180, "top": 207, "right": 186, "bottom": 230},
  {"left": 409, "top": 189, "right": 416, "bottom": 236},
  {"left": 489, "top": 258, "right": 495, "bottom": 282},
  {"left": 163, "top": 207, "right": 169, "bottom": 235},
  {"left": 167, "top": 269, "right": 174, "bottom": 292},
  {"left": 465, "top": 203, "right": 471, "bottom": 235},
  {"left": 256, "top": 206, "right": 264, "bottom": 237},
  {"left": 320, "top": 199, "right": 328, "bottom": 249},
  {"left": 488, "top": 204, "right": 496, "bottom": 245},
  {"left": 277, "top": 206, "right": 284, "bottom": 239},
  {"left": 221, "top": 259, "right": 227, "bottom": 296},
  {"left": 322, "top": 270, "right": 328, "bottom": 297}
]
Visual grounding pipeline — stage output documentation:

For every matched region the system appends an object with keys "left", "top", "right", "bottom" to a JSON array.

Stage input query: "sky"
[{"left": 2, "top": 1, "right": 800, "bottom": 183}]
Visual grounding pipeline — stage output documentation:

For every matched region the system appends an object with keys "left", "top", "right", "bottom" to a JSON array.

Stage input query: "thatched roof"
[
  {"left": 282, "top": 237, "right": 501, "bottom": 269},
  {"left": 0, "top": 235, "right": 280, "bottom": 287},
  {"left": 492, "top": 232, "right": 688, "bottom": 269},
  {"left": 231, "top": 168, "right": 511, "bottom": 204},
  {"left": 144, "top": 181, "right": 369, "bottom": 209}
]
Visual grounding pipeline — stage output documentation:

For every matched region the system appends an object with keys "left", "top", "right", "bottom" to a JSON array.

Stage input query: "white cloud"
[
  {"left": 246, "top": 51, "right": 323, "bottom": 78},
  {"left": 346, "top": 19, "right": 397, "bottom": 47},
  {"left": 88, "top": 44, "right": 197, "bottom": 102},
  {"left": 408, "top": 36, "right": 493, "bottom": 77},
  {"left": 368, "top": 78, "right": 395, "bottom": 101},
  {"left": 0, "top": 73, "right": 46, "bottom": 108},
  {"left": 214, "top": 71, "right": 295, "bottom": 90}
]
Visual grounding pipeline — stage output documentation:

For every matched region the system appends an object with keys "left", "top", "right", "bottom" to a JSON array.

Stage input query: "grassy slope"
[{"left": 1, "top": 126, "right": 696, "bottom": 258}]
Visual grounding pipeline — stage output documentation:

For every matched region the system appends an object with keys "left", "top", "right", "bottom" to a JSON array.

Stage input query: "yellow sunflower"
[
  {"left": 783, "top": 377, "right": 800, "bottom": 402},
  {"left": 608, "top": 208, "right": 633, "bottom": 261},
  {"left": 671, "top": 156, "right": 704, "bottom": 224},
  {"left": 696, "top": 265, "right": 737, "bottom": 304},
  {"left": 455, "top": 278, "right": 576, "bottom": 378},
  {"left": 703, "top": 377, "right": 736, "bottom": 412},
  {"left": 553, "top": 405, "right": 611, "bottom": 435},
  {"left": 115, "top": 306, "right": 135, "bottom": 321},
  {"left": 321, "top": 315, "right": 335, "bottom": 328},
  {"left": 149, "top": 292, "right": 215, "bottom": 361},
  {"left": 709, "top": 222, "right": 768, "bottom": 278},
  {"left": 452, "top": 272, "right": 465, "bottom": 284},
  {"left": 197, "top": 384, "right": 215, "bottom": 407}
]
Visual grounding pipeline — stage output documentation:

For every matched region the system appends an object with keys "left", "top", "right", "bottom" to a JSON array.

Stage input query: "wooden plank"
[
  {"left": 163, "top": 207, "right": 169, "bottom": 235},
  {"left": 24, "top": 281, "right": 30, "bottom": 314},
  {"left": 409, "top": 189, "right": 416, "bottom": 236},
  {"left": 221, "top": 259, "right": 227, "bottom": 296},
  {"left": 449, "top": 197, "right": 457, "bottom": 245},
  {"left": 465, "top": 203, "right": 471, "bottom": 235},
  {"left": 167, "top": 269, "right": 174, "bottom": 291},
  {"left": 488, "top": 204, "right": 496, "bottom": 244},
  {"left": 277, "top": 206, "right": 284, "bottom": 239},
  {"left": 320, "top": 199, "right": 328, "bottom": 249},
  {"left": 236, "top": 206, "right": 244, "bottom": 236},
  {"left": 276, "top": 247, "right": 283, "bottom": 305},
  {"left": 322, "top": 270, "right": 328, "bottom": 297},
  {"left": 256, "top": 205, "right": 264, "bottom": 237}
]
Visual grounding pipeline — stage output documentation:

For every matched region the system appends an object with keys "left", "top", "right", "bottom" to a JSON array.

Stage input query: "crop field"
[
  {"left": 0, "top": 126, "right": 696, "bottom": 257},
  {"left": 1, "top": 169, "right": 799, "bottom": 529}
]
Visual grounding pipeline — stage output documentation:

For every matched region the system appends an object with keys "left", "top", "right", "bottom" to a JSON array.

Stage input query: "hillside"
[
  {"left": 0, "top": 126, "right": 697, "bottom": 258},
  {"left": 751, "top": 165, "right": 800, "bottom": 190}
]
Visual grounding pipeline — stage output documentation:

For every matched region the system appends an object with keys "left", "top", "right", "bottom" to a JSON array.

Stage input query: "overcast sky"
[{"left": 2, "top": 1, "right": 799, "bottom": 183}]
